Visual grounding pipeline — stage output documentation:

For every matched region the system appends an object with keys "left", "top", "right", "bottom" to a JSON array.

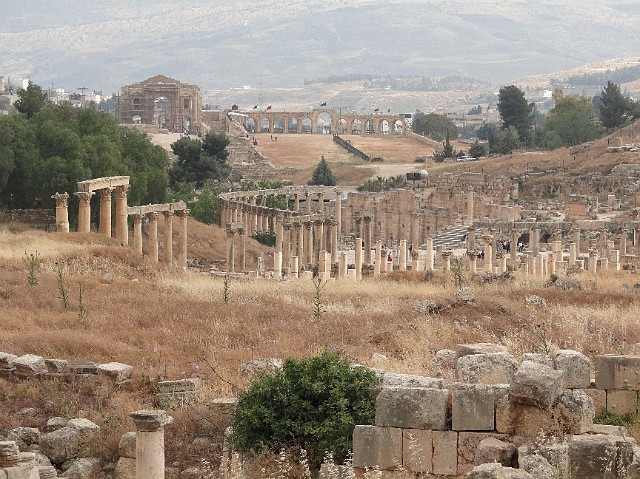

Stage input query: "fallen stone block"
[
  {"left": 538, "top": 443, "right": 569, "bottom": 476},
  {"left": 44, "top": 359, "right": 69, "bottom": 374},
  {"left": 352, "top": 469, "right": 416, "bottom": 479},
  {"left": 595, "top": 355, "right": 640, "bottom": 390},
  {"left": 38, "top": 466, "right": 58, "bottom": 479},
  {"left": 458, "top": 432, "right": 509, "bottom": 476},
  {"left": 402, "top": 429, "right": 432, "bottom": 474},
  {"left": 458, "top": 353, "right": 518, "bottom": 385},
  {"left": 456, "top": 343, "right": 509, "bottom": 358},
  {"left": 509, "top": 361, "right": 563, "bottom": 409},
  {"left": 39, "top": 427, "right": 79, "bottom": 464},
  {"left": 518, "top": 453, "right": 557, "bottom": 478},
  {"left": 352, "top": 426, "right": 402, "bottom": 470},
  {"left": 568, "top": 434, "right": 633, "bottom": 479},
  {"left": 467, "top": 462, "right": 532, "bottom": 478},
  {"left": 451, "top": 385, "right": 495, "bottom": 431},
  {"left": 118, "top": 432, "right": 136, "bottom": 459},
  {"left": 555, "top": 389, "right": 595, "bottom": 434},
  {"left": 44, "top": 418, "right": 67, "bottom": 433},
  {"left": 374, "top": 370, "right": 442, "bottom": 389},
  {"left": 157, "top": 378, "right": 201, "bottom": 393},
  {"left": 12, "top": 355, "right": 45, "bottom": 378},
  {"left": 433, "top": 349, "right": 457, "bottom": 371},
  {"left": 519, "top": 353, "right": 553, "bottom": 368},
  {"left": 1, "top": 465, "right": 39, "bottom": 479},
  {"left": 113, "top": 457, "right": 135, "bottom": 479},
  {"left": 60, "top": 457, "right": 100, "bottom": 478},
  {"left": 375, "top": 387, "right": 449, "bottom": 430},
  {"left": 0, "top": 441, "right": 20, "bottom": 468},
  {"left": 607, "top": 388, "right": 638, "bottom": 415},
  {"left": 97, "top": 362, "right": 133, "bottom": 383},
  {"left": 432, "top": 430, "right": 457, "bottom": 476},
  {"left": 474, "top": 437, "right": 516, "bottom": 467},
  {"left": 67, "top": 362, "right": 98, "bottom": 376},
  {"left": 553, "top": 349, "right": 591, "bottom": 389}
]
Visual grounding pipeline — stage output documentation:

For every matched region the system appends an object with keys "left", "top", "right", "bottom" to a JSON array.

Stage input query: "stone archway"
[
  {"left": 352, "top": 119, "right": 362, "bottom": 135},
  {"left": 316, "top": 112, "right": 333, "bottom": 134},
  {"left": 337, "top": 118, "right": 348, "bottom": 135},
  {"left": 287, "top": 117, "right": 298, "bottom": 133},
  {"left": 246, "top": 118, "right": 256, "bottom": 133},
  {"left": 274, "top": 117, "right": 284, "bottom": 133},
  {"left": 394, "top": 119, "right": 404, "bottom": 135},
  {"left": 365, "top": 119, "right": 375, "bottom": 135},
  {"left": 301, "top": 118, "right": 312, "bottom": 133},
  {"left": 259, "top": 118, "right": 270, "bottom": 133}
]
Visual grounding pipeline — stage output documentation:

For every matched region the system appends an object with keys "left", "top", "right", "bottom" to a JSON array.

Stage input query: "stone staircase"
[{"left": 431, "top": 225, "right": 485, "bottom": 251}]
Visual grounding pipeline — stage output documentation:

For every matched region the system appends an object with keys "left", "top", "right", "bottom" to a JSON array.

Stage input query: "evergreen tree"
[
  {"left": 308, "top": 156, "right": 336, "bottom": 186},
  {"left": 14, "top": 82, "right": 48, "bottom": 119},
  {"left": 497, "top": 85, "right": 534, "bottom": 143},
  {"left": 598, "top": 80, "right": 639, "bottom": 129}
]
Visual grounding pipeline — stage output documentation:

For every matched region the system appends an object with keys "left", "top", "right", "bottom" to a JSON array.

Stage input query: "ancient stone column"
[
  {"left": 411, "top": 214, "right": 420, "bottom": 251},
  {"left": 620, "top": 229, "right": 628, "bottom": 256},
  {"left": 335, "top": 192, "right": 342, "bottom": 233},
  {"left": 532, "top": 228, "right": 540, "bottom": 257},
  {"left": 507, "top": 229, "right": 516, "bottom": 261},
  {"left": 573, "top": 228, "right": 581, "bottom": 254},
  {"left": 548, "top": 253, "right": 556, "bottom": 276},
  {"left": 599, "top": 229, "right": 607, "bottom": 256},
  {"left": 588, "top": 249, "right": 598, "bottom": 273},
  {"left": 133, "top": 214, "right": 143, "bottom": 255},
  {"left": 274, "top": 251, "right": 282, "bottom": 279},
  {"left": 483, "top": 235, "right": 493, "bottom": 271},
  {"left": 374, "top": 241, "right": 382, "bottom": 277},
  {"left": 275, "top": 215, "right": 284, "bottom": 253},
  {"left": 399, "top": 239, "right": 407, "bottom": 272},
  {"left": 115, "top": 185, "right": 129, "bottom": 244},
  {"left": 469, "top": 252, "right": 477, "bottom": 274},
  {"left": 226, "top": 226, "right": 236, "bottom": 273},
  {"left": 76, "top": 191, "right": 94, "bottom": 233},
  {"left": 162, "top": 211, "right": 173, "bottom": 267},
  {"left": 178, "top": 209, "right": 188, "bottom": 270},
  {"left": 293, "top": 194, "right": 300, "bottom": 211},
  {"left": 329, "top": 217, "right": 338, "bottom": 262},
  {"left": 297, "top": 221, "right": 305, "bottom": 261},
  {"left": 569, "top": 242, "right": 577, "bottom": 266},
  {"left": 130, "top": 410, "right": 173, "bottom": 479},
  {"left": 411, "top": 250, "right": 419, "bottom": 272},
  {"left": 305, "top": 192, "right": 311, "bottom": 213},
  {"left": 528, "top": 256, "right": 536, "bottom": 276},
  {"left": 467, "top": 227, "right": 476, "bottom": 252},
  {"left": 355, "top": 236, "right": 363, "bottom": 280},
  {"left": 283, "top": 222, "right": 292, "bottom": 270},
  {"left": 146, "top": 212, "right": 159, "bottom": 263},
  {"left": 238, "top": 227, "right": 246, "bottom": 273},
  {"left": 442, "top": 251, "right": 451, "bottom": 272},
  {"left": 466, "top": 187, "right": 474, "bottom": 224},
  {"left": 304, "top": 221, "right": 314, "bottom": 264},
  {"left": 426, "top": 238, "right": 434, "bottom": 271},
  {"left": 317, "top": 192, "right": 325, "bottom": 212},
  {"left": 52, "top": 192, "right": 70, "bottom": 233},
  {"left": 315, "top": 219, "right": 325, "bottom": 264},
  {"left": 499, "top": 254, "right": 507, "bottom": 274},
  {"left": 363, "top": 216, "right": 373, "bottom": 265},
  {"left": 291, "top": 256, "right": 299, "bottom": 279},
  {"left": 338, "top": 252, "right": 347, "bottom": 280},
  {"left": 355, "top": 214, "right": 363, "bottom": 241},
  {"left": 99, "top": 187, "right": 113, "bottom": 237},
  {"left": 536, "top": 255, "right": 543, "bottom": 277}
]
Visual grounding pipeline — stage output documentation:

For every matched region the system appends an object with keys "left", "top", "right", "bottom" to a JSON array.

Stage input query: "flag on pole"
[
  {"left": 266, "top": 105, "right": 272, "bottom": 110},
  {"left": 320, "top": 101, "right": 327, "bottom": 106}
]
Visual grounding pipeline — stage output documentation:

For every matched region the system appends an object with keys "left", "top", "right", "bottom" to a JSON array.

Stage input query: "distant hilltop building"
[{"left": 117, "top": 75, "right": 202, "bottom": 135}]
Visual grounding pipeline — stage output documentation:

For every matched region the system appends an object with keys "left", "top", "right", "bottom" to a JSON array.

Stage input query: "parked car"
[{"left": 456, "top": 155, "right": 477, "bottom": 162}]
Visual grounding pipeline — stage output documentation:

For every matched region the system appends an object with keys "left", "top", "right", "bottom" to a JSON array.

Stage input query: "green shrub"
[{"left": 228, "top": 351, "right": 379, "bottom": 469}]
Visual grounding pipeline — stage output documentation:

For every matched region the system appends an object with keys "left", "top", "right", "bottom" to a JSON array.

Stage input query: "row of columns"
[{"left": 131, "top": 210, "right": 189, "bottom": 268}]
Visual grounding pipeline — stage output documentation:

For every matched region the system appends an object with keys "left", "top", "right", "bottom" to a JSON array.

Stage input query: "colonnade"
[{"left": 51, "top": 176, "right": 189, "bottom": 269}]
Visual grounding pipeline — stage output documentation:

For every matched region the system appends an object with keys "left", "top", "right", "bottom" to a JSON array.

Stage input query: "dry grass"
[{"left": 2, "top": 227, "right": 640, "bottom": 470}]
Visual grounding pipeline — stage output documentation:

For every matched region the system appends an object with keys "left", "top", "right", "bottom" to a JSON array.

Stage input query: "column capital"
[
  {"left": 146, "top": 211, "right": 159, "bottom": 221},
  {"left": 441, "top": 251, "right": 452, "bottom": 259},
  {"left": 99, "top": 186, "right": 114, "bottom": 199},
  {"left": 177, "top": 209, "right": 190, "bottom": 218},
  {"left": 130, "top": 410, "right": 173, "bottom": 432},
  {"left": 75, "top": 191, "right": 94, "bottom": 204},
  {"left": 114, "top": 184, "right": 130, "bottom": 199},
  {"left": 162, "top": 210, "right": 173, "bottom": 219},
  {"left": 51, "top": 192, "right": 69, "bottom": 206}
]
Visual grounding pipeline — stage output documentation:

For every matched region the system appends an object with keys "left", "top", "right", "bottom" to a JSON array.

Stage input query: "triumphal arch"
[{"left": 117, "top": 75, "right": 202, "bottom": 135}]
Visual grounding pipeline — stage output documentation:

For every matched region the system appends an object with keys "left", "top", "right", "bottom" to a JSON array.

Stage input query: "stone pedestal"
[{"left": 130, "top": 410, "right": 173, "bottom": 479}]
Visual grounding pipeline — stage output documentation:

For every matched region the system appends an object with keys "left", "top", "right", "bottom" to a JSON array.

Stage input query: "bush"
[{"left": 228, "top": 351, "right": 379, "bottom": 469}]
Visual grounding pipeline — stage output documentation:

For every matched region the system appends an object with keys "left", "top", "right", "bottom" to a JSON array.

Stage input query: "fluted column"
[
  {"left": 130, "top": 410, "right": 173, "bottom": 479},
  {"left": 76, "top": 191, "right": 94, "bottom": 233},
  {"left": 532, "top": 228, "right": 540, "bottom": 257},
  {"left": 293, "top": 194, "right": 300, "bottom": 211},
  {"left": 363, "top": 215, "right": 373, "bottom": 265},
  {"left": 146, "top": 212, "right": 159, "bottom": 263},
  {"left": 305, "top": 192, "right": 311, "bottom": 213},
  {"left": 162, "top": 211, "right": 173, "bottom": 267},
  {"left": 99, "top": 187, "right": 113, "bottom": 237},
  {"left": 177, "top": 209, "right": 188, "bottom": 270},
  {"left": 275, "top": 215, "right": 284, "bottom": 254},
  {"left": 51, "top": 192, "right": 70, "bottom": 233},
  {"left": 115, "top": 185, "right": 129, "bottom": 244},
  {"left": 483, "top": 235, "right": 493, "bottom": 271},
  {"left": 469, "top": 252, "right": 477, "bottom": 274},
  {"left": 132, "top": 214, "right": 143, "bottom": 256}
]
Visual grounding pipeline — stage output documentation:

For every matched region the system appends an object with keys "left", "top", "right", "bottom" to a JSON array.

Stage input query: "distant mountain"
[{"left": 2, "top": 0, "right": 640, "bottom": 94}]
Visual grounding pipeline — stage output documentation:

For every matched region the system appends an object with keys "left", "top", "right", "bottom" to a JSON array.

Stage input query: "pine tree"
[{"left": 308, "top": 156, "right": 336, "bottom": 186}]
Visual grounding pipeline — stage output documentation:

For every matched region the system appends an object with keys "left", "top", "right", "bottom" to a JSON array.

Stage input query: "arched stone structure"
[{"left": 240, "top": 109, "right": 406, "bottom": 136}]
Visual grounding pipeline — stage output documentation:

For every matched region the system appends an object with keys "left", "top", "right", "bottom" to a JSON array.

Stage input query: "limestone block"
[
  {"left": 595, "top": 355, "right": 640, "bottom": 390},
  {"left": 458, "top": 432, "right": 509, "bottom": 476},
  {"left": 583, "top": 388, "right": 606, "bottom": 414},
  {"left": 509, "top": 361, "right": 563, "bottom": 409},
  {"left": 0, "top": 353, "right": 17, "bottom": 368},
  {"left": 0, "top": 442, "right": 20, "bottom": 468},
  {"left": 38, "top": 427, "right": 79, "bottom": 464},
  {"left": 6, "top": 429, "right": 39, "bottom": 450},
  {"left": 518, "top": 454, "right": 557, "bottom": 478},
  {"left": 555, "top": 389, "right": 595, "bottom": 434},
  {"left": 432, "top": 430, "right": 457, "bottom": 476},
  {"left": 519, "top": 353, "right": 553, "bottom": 367},
  {"left": 590, "top": 424, "right": 637, "bottom": 441},
  {"left": 451, "top": 386, "right": 495, "bottom": 431},
  {"left": 44, "top": 418, "right": 67, "bottom": 433},
  {"left": 374, "top": 371, "right": 442, "bottom": 389},
  {"left": 568, "top": 434, "right": 633, "bottom": 479},
  {"left": 180, "top": 467, "right": 205, "bottom": 479},
  {"left": 433, "top": 349, "right": 457, "bottom": 370},
  {"left": 607, "top": 389, "right": 638, "bottom": 415},
  {"left": 538, "top": 443, "right": 569, "bottom": 476},
  {"left": 44, "top": 359, "right": 69, "bottom": 374},
  {"left": 60, "top": 457, "right": 100, "bottom": 477},
  {"left": 402, "top": 429, "right": 432, "bottom": 474},
  {"left": 113, "top": 457, "right": 136, "bottom": 479},
  {"left": 553, "top": 349, "right": 591, "bottom": 389},
  {"left": 12, "top": 355, "right": 46, "bottom": 378},
  {"left": 66, "top": 419, "right": 99, "bottom": 440},
  {"left": 2, "top": 466, "right": 38, "bottom": 479},
  {"left": 67, "top": 362, "right": 98, "bottom": 375},
  {"left": 352, "top": 469, "right": 415, "bottom": 479},
  {"left": 352, "top": 426, "right": 402, "bottom": 470},
  {"left": 474, "top": 438, "right": 516, "bottom": 467},
  {"left": 38, "top": 466, "right": 57, "bottom": 479},
  {"left": 456, "top": 343, "right": 509, "bottom": 358},
  {"left": 458, "top": 353, "right": 518, "bottom": 385},
  {"left": 467, "top": 462, "right": 533, "bottom": 478},
  {"left": 117, "top": 432, "right": 136, "bottom": 459},
  {"left": 157, "top": 378, "right": 201, "bottom": 393},
  {"left": 32, "top": 452, "right": 52, "bottom": 468},
  {"left": 375, "top": 387, "right": 449, "bottom": 430},
  {"left": 97, "top": 362, "right": 133, "bottom": 383},
  {"left": 495, "top": 396, "right": 556, "bottom": 437}
]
